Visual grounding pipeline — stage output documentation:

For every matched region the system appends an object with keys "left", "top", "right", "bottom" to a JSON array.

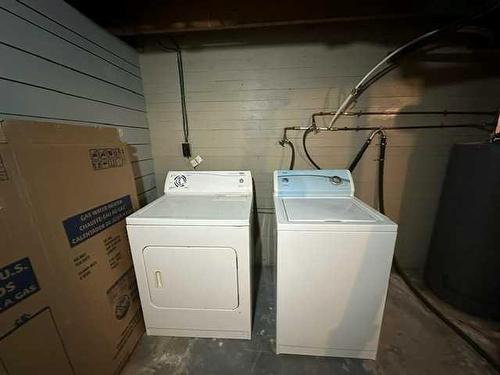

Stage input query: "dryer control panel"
[
  {"left": 274, "top": 169, "right": 354, "bottom": 197},
  {"left": 165, "top": 171, "right": 252, "bottom": 194}
]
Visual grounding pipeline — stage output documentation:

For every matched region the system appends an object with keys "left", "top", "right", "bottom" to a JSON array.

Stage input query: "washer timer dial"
[{"left": 330, "top": 176, "right": 342, "bottom": 185}]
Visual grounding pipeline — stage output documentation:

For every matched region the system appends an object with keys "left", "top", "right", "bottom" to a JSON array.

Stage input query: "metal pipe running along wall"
[
  {"left": 311, "top": 110, "right": 498, "bottom": 126},
  {"left": 280, "top": 122, "right": 495, "bottom": 144},
  {"left": 279, "top": 121, "right": 496, "bottom": 171}
]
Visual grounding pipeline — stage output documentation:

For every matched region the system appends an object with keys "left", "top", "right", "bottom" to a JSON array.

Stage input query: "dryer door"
[{"left": 143, "top": 246, "right": 239, "bottom": 310}]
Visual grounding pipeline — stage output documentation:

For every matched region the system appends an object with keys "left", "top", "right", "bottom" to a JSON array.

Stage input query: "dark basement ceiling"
[{"left": 66, "top": 0, "right": 499, "bottom": 36}]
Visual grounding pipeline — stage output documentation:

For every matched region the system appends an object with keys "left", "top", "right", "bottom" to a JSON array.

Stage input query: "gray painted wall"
[
  {"left": 0, "top": 0, "right": 156, "bottom": 205},
  {"left": 140, "top": 26, "right": 499, "bottom": 269}
]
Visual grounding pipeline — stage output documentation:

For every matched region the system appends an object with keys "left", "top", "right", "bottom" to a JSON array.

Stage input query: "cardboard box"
[{"left": 0, "top": 120, "right": 145, "bottom": 375}]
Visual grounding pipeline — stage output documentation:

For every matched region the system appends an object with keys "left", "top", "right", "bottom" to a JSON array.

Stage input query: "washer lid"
[
  {"left": 283, "top": 197, "right": 378, "bottom": 223},
  {"left": 126, "top": 194, "right": 252, "bottom": 226}
]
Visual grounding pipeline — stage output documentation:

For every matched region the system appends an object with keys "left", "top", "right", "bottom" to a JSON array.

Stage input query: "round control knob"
[
  {"left": 282, "top": 177, "right": 289, "bottom": 183},
  {"left": 173, "top": 175, "right": 187, "bottom": 187},
  {"left": 330, "top": 176, "right": 342, "bottom": 185},
  {"left": 239, "top": 178, "right": 245, "bottom": 183}
]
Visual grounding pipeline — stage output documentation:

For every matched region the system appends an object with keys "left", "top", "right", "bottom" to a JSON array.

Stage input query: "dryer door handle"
[{"left": 154, "top": 270, "right": 163, "bottom": 288}]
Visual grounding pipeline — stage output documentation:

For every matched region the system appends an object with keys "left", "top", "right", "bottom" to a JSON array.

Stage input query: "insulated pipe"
[
  {"left": 324, "top": 1, "right": 500, "bottom": 130},
  {"left": 326, "top": 27, "right": 444, "bottom": 130}
]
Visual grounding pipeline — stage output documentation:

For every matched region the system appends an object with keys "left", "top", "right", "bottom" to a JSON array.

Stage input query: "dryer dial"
[{"left": 174, "top": 175, "right": 187, "bottom": 187}]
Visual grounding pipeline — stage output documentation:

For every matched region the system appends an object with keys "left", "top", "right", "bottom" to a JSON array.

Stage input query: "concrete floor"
[
  {"left": 122, "top": 267, "right": 497, "bottom": 375},
  {"left": 407, "top": 270, "right": 500, "bottom": 369}
]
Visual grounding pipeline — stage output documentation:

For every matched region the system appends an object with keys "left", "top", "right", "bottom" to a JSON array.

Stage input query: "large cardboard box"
[{"left": 0, "top": 120, "right": 145, "bottom": 375}]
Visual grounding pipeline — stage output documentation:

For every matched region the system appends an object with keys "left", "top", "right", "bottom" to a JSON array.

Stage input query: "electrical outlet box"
[{"left": 182, "top": 143, "right": 191, "bottom": 158}]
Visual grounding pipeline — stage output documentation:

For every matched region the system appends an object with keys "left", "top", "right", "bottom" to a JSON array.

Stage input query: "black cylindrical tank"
[{"left": 425, "top": 142, "right": 500, "bottom": 320}]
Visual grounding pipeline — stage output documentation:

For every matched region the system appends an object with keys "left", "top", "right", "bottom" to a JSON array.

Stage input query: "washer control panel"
[
  {"left": 165, "top": 171, "right": 252, "bottom": 194},
  {"left": 274, "top": 169, "right": 354, "bottom": 197}
]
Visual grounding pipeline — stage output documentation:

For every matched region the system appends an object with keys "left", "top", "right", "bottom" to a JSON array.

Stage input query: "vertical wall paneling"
[{"left": 0, "top": 0, "right": 156, "bottom": 204}]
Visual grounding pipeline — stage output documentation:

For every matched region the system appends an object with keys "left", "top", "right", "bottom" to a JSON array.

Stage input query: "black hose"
[
  {"left": 158, "top": 40, "right": 190, "bottom": 145},
  {"left": 378, "top": 134, "right": 386, "bottom": 214},
  {"left": 302, "top": 127, "right": 321, "bottom": 169},
  {"left": 283, "top": 141, "right": 296, "bottom": 170},
  {"left": 312, "top": 124, "right": 492, "bottom": 173},
  {"left": 348, "top": 138, "right": 373, "bottom": 172},
  {"left": 175, "top": 49, "right": 189, "bottom": 143},
  {"left": 371, "top": 134, "right": 500, "bottom": 373}
]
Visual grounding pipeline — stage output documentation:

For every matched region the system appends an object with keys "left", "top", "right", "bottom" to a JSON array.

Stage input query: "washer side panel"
[{"left": 276, "top": 229, "right": 396, "bottom": 358}]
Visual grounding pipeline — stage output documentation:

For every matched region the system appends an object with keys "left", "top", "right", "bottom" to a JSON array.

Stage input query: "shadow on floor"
[{"left": 122, "top": 267, "right": 496, "bottom": 375}]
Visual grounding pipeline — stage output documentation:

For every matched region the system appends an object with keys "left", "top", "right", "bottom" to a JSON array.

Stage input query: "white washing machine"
[
  {"left": 273, "top": 169, "right": 397, "bottom": 359},
  {"left": 126, "top": 171, "right": 253, "bottom": 339}
]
